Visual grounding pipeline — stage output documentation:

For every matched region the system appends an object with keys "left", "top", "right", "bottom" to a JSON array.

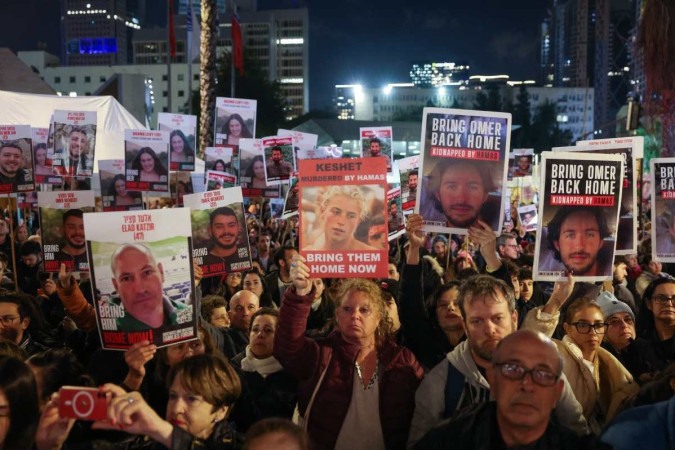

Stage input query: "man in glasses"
[
  {"left": 415, "top": 330, "right": 593, "bottom": 449},
  {"left": 496, "top": 233, "right": 520, "bottom": 262},
  {"left": 409, "top": 275, "right": 588, "bottom": 446}
]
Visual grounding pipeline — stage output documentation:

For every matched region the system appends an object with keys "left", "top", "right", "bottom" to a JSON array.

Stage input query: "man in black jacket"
[{"left": 264, "top": 246, "right": 297, "bottom": 307}]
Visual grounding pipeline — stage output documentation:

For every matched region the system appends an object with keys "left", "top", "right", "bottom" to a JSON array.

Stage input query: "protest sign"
[
  {"left": 360, "top": 126, "right": 393, "bottom": 173},
  {"left": 398, "top": 155, "right": 420, "bottom": 214},
  {"left": 183, "top": 186, "right": 252, "bottom": 277},
  {"left": 214, "top": 97, "right": 256, "bottom": 147},
  {"left": 278, "top": 128, "right": 318, "bottom": 154},
  {"left": 0, "top": 125, "right": 34, "bottom": 193},
  {"left": 239, "top": 138, "right": 280, "bottom": 198},
  {"left": 204, "top": 146, "right": 236, "bottom": 178},
  {"left": 299, "top": 157, "right": 388, "bottom": 278},
  {"left": 170, "top": 171, "right": 194, "bottom": 206},
  {"left": 52, "top": 110, "right": 96, "bottom": 177},
  {"left": 99, "top": 159, "right": 143, "bottom": 212},
  {"left": 32, "top": 127, "right": 61, "bottom": 185},
  {"left": 39, "top": 191, "right": 95, "bottom": 272},
  {"left": 158, "top": 113, "right": 197, "bottom": 171},
  {"left": 416, "top": 108, "right": 511, "bottom": 234},
  {"left": 124, "top": 130, "right": 169, "bottom": 192},
  {"left": 533, "top": 152, "right": 624, "bottom": 282},
  {"left": 517, "top": 203, "right": 538, "bottom": 232},
  {"left": 510, "top": 148, "right": 534, "bottom": 178},
  {"left": 387, "top": 186, "right": 406, "bottom": 241},
  {"left": 85, "top": 208, "right": 196, "bottom": 350},
  {"left": 650, "top": 158, "right": 675, "bottom": 262},
  {"left": 262, "top": 136, "right": 295, "bottom": 186},
  {"left": 205, "top": 171, "right": 236, "bottom": 191}
]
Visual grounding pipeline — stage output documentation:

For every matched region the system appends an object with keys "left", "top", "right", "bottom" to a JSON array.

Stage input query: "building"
[
  {"left": 60, "top": 0, "right": 144, "bottom": 66},
  {"left": 132, "top": 7, "right": 309, "bottom": 120},
  {"left": 409, "top": 62, "right": 470, "bottom": 87},
  {"left": 334, "top": 82, "right": 594, "bottom": 142}
]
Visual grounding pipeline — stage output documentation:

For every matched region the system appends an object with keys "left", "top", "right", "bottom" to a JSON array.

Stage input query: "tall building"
[
  {"left": 132, "top": 6, "right": 309, "bottom": 119},
  {"left": 60, "top": 0, "right": 144, "bottom": 66},
  {"left": 538, "top": 13, "right": 554, "bottom": 86},
  {"left": 409, "top": 62, "right": 470, "bottom": 87}
]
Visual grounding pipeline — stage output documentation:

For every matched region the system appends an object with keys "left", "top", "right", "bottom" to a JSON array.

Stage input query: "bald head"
[
  {"left": 111, "top": 243, "right": 158, "bottom": 276},
  {"left": 229, "top": 289, "right": 260, "bottom": 331},
  {"left": 493, "top": 330, "right": 562, "bottom": 376}
]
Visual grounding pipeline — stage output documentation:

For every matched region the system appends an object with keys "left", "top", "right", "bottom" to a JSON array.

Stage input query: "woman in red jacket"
[{"left": 273, "top": 255, "right": 424, "bottom": 450}]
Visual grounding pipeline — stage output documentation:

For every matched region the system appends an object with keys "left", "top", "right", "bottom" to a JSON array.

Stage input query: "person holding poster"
[{"left": 107, "top": 243, "right": 189, "bottom": 331}]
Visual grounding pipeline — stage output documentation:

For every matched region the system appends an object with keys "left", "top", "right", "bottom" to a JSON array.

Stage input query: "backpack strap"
[{"left": 443, "top": 360, "right": 466, "bottom": 419}]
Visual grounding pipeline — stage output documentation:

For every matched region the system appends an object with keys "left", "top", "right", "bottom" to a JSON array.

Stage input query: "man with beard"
[
  {"left": 408, "top": 274, "right": 588, "bottom": 445},
  {"left": 53, "top": 126, "right": 91, "bottom": 176},
  {"left": 388, "top": 200, "right": 404, "bottom": 234},
  {"left": 55, "top": 209, "right": 88, "bottom": 271},
  {"left": 420, "top": 159, "right": 494, "bottom": 231},
  {"left": 0, "top": 292, "right": 50, "bottom": 356},
  {"left": 406, "top": 170, "right": 418, "bottom": 198},
  {"left": 203, "top": 206, "right": 252, "bottom": 273},
  {"left": 545, "top": 206, "right": 611, "bottom": 277},
  {"left": 265, "top": 146, "right": 293, "bottom": 179},
  {"left": 0, "top": 141, "right": 30, "bottom": 191},
  {"left": 367, "top": 137, "right": 391, "bottom": 170}
]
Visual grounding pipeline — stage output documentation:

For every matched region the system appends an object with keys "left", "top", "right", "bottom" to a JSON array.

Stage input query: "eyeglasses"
[
  {"left": 493, "top": 362, "right": 559, "bottom": 387},
  {"left": 0, "top": 315, "right": 19, "bottom": 325},
  {"left": 607, "top": 317, "right": 634, "bottom": 328},
  {"left": 651, "top": 295, "right": 675, "bottom": 305},
  {"left": 570, "top": 321, "right": 609, "bottom": 334}
]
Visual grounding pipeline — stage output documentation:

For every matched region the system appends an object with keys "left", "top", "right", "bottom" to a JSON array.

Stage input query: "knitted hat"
[
  {"left": 596, "top": 291, "right": 635, "bottom": 322},
  {"left": 431, "top": 235, "right": 449, "bottom": 247}
]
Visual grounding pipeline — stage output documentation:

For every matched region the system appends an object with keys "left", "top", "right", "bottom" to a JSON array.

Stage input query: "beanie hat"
[
  {"left": 431, "top": 235, "right": 449, "bottom": 247},
  {"left": 596, "top": 291, "right": 635, "bottom": 322}
]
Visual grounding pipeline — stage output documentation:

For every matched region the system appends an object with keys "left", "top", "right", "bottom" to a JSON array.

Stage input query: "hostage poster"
[
  {"left": 32, "top": 127, "right": 61, "bottom": 185},
  {"left": 299, "top": 157, "right": 388, "bottom": 278},
  {"left": 533, "top": 152, "right": 624, "bottom": 282},
  {"left": 157, "top": 113, "right": 196, "bottom": 172},
  {"left": 84, "top": 208, "right": 196, "bottom": 350},
  {"left": 38, "top": 190, "right": 95, "bottom": 272},
  {"left": 99, "top": 159, "right": 143, "bottom": 212},
  {"left": 238, "top": 138, "right": 280, "bottom": 198},
  {"left": 52, "top": 110, "right": 96, "bottom": 177},
  {"left": 416, "top": 108, "right": 511, "bottom": 234},
  {"left": 573, "top": 136, "right": 644, "bottom": 254},
  {"left": 124, "top": 130, "right": 170, "bottom": 192},
  {"left": 650, "top": 158, "right": 675, "bottom": 262},
  {"left": 183, "top": 187, "right": 252, "bottom": 277},
  {"left": 262, "top": 136, "right": 295, "bottom": 186},
  {"left": 214, "top": 97, "right": 257, "bottom": 147},
  {"left": 0, "top": 125, "right": 34, "bottom": 193},
  {"left": 360, "top": 126, "right": 393, "bottom": 173},
  {"left": 398, "top": 155, "right": 419, "bottom": 214}
]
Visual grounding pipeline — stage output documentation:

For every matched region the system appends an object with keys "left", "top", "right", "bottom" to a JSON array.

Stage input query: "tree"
[
  {"left": 512, "top": 86, "right": 532, "bottom": 148},
  {"left": 473, "top": 90, "right": 489, "bottom": 111},
  {"left": 198, "top": 0, "right": 218, "bottom": 157},
  {"left": 530, "top": 100, "right": 573, "bottom": 152},
  {"left": 486, "top": 85, "right": 503, "bottom": 112}
]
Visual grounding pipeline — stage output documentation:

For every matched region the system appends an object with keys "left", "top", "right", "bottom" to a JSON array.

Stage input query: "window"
[
  {"left": 193, "top": 74, "right": 199, "bottom": 81},
  {"left": 162, "top": 75, "right": 168, "bottom": 81},
  {"left": 69, "top": 76, "right": 76, "bottom": 83},
  {"left": 177, "top": 74, "right": 184, "bottom": 81},
  {"left": 100, "top": 75, "right": 106, "bottom": 82},
  {"left": 84, "top": 76, "right": 91, "bottom": 83},
  {"left": 54, "top": 76, "right": 61, "bottom": 83},
  {"left": 163, "top": 91, "right": 168, "bottom": 97},
  {"left": 178, "top": 90, "right": 185, "bottom": 97}
]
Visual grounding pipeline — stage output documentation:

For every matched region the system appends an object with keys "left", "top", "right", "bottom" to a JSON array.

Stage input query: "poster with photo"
[
  {"left": 387, "top": 186, "right": 406, "bottom": 241},
  {"left": 99, "top": 160, "right": 143, "bottom": 212},
  {"left": 270, "top": 198, "right": 285, "bottom": 220},
  {"left": 124, "top": 130, "right": 170, "bottom": 192},
  {"left": 533, "top": 152, "right": 624, "bottom": 282},
  {"left": 299, "top": 157, "right": 388, "bottom": 278},
  {"left": 262, "top": 136, "right": 295, "bottom": 186},
  {"left": 52, "top": 110, "right": 96, "bottom": 177},
  {"left": 32, "top": 127, "right": 60, "bottom": 185},
  {"left": 205, "top": 171, "right": 236, "bottom": 191},
  {"left": 278, "top": 128, "right": 318, "bottom": 155},
  {"left": 170, "top": 172, "right": 194, "bottom": 207},
  {"left": 158, "top": 113, "right": 196, "bottom": 171},
  {"left": 0, "top": 125, "right": 34, "bottom": 193},
  {"left": 190, "top": 172, "right": 206, "bottom": 194},
  {"left": 517, "top": 203, "right": 538, "bottom": 232},
  {"left": 39, "top": 190, "right": 95, "bottom": 272},
  {"left": 360, "top": 126, "right": 393, "bottom": 173},
  {"left": 398, "top": 155, "right": 420, "bottom": 214},
  {"left": 238, "top": 138, "right": 280, "bottom": 198},
  {"left": 204, "top": 146, "right": 236, "bottom": 178},
  {"left": 650, "top": 158, "right": 675, "bottom": 262},
  {"left": 416, "top": 108, "right": 511, "bottom": 234},
  {"left": 183, "top": 187, "right": 252, "bottom": 277},
  {"left": 573, "top": 136, "right": 644, "bottom": 254},
  {"left": 281, "top": 177, "right": 300, "bottom": 219},
  {"left": 510, "top": 148, "right": 534, "bottom": 178},
  {"left": 85, "top": 208, "right": 196, "bottom": 350},
  {"left": 214, "top": 97, "right": 257, "bottom": 147}
]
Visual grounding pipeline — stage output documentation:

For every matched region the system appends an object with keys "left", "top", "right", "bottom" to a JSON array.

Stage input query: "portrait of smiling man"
[
  {"left": 201, "top": 206, "right": 251, "bottom": 272},
  {"left": 55, "top": 209, "right": 89, "bottom": 271}
]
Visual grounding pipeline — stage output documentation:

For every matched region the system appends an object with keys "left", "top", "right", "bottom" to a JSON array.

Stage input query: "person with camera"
[{"left": 36, "top": 354, "right": 243, "bottom": 450}]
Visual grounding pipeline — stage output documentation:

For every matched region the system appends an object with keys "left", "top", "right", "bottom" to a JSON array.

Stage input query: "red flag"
[
  {"left": 232, "top": 12, "right": 244, "bottom": 75},
  {"left": 168, "top": 0, "right": 177, "bottom": 58}
]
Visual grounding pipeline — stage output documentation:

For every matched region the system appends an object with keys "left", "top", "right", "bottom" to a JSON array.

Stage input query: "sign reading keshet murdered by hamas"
[
  {"left": 85, "top": 208, "right": 196, "bottom": 350},
  {"left": 0, "top": 125, "right": 34, "bottom": 193},
  {"left": 39, "top": 191, "right": 95, "bottom": 272},
  {"left": 299, "top": 157, "right": 388, "bottom": 278},
  {"left": 183, "top": 186, "right": 252, "bottom": 278},
  {"left": 533, "top": 152, "right": 624, "bottom": 282},
  {"left": 416, "top": 108, "right": 511, "bottom": 235},
  {"left": 573, "top": 136, "right": 644, "bottom": 255},
  {"left": 650, "top": 158, "right": 675, "bottom": 262}
]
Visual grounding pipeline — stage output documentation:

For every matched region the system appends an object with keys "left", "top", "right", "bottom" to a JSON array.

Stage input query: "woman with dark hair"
[
  {"left": 169, "top": 130, "right": 195, "bottom": 170},
  {"left": 132, "top": 147, "right": 168, "bottom": 183},
  {"left": 212, "top": 159, "right": 228, "bottom": 173},
  {"left": 244, "top": 155, "right": 267, "bottom": 189},
  {"left": 37, "top": 354, "right": 243, "bottom": 450},
  {"left": 637, "top": 276, "right": 675, "bottom": 365},
  {"left": 222, "top": 113, "right": 253, "bottom": 146},
  {"left": 274, "top": 256, "right": 423, "bottom": 449},
  {"left": 241, "top": 270, "right": 276, "bottom": 308},
  {"left": 107, "top": 174, "right": 141, "bottom": 207},
  {"left": 229, "top": 308, "right": 297, "bottom": 432},
  {"left": 27, "top": 348, "right": 94, "bottom": 410},
  {"left": 0, "top": 355, "right": 40, "bottom": 450},
  {"left": 173, "top": 180, "right": 192, "bottom": 206},
  {"left": 305, "top": 278, "right": 336, "bottom": 336}
]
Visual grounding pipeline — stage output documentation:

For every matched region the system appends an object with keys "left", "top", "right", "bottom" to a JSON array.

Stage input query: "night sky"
[{"left": 1, "top": 0, "right": 549, "bottom": 111}]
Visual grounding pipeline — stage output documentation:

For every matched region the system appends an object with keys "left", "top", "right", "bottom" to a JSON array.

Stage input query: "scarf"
[{"left": 240, "top": 346, "right": 284, "bottom": 378}]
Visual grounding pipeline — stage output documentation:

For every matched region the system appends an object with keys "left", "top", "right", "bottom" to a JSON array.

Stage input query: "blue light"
[{"left": 67, "top": 37, "right": 118, "bottom": 54}]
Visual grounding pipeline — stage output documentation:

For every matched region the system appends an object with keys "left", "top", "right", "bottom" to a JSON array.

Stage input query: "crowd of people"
[{"left": 0, "top": 191, "right": 672, "bottom": 450}]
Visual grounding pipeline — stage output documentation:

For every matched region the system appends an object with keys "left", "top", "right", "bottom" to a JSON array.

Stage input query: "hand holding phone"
[{"left": 58, "top": 386, "right": 109, "bottom": 421}]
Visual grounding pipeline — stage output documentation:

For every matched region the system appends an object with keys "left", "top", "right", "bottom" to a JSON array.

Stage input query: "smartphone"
[{"left": 58, "top": 386, "right": 109, "bottom": 421}]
